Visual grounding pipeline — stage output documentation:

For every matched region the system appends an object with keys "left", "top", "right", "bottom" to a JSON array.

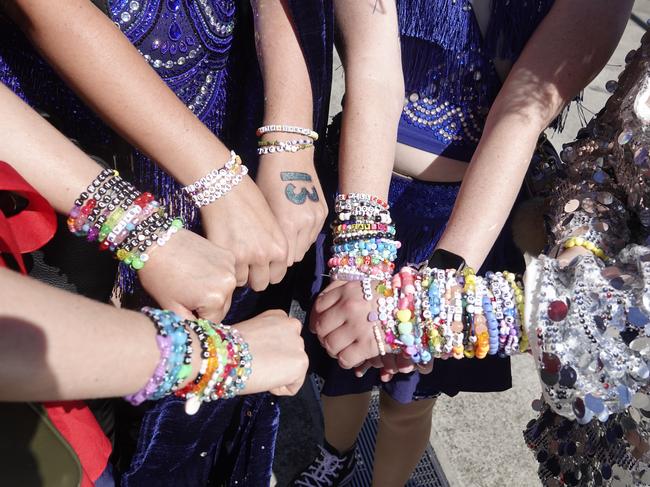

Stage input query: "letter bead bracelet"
[{"left": 67, "top": 169, "right": 183, "bottom": 271}]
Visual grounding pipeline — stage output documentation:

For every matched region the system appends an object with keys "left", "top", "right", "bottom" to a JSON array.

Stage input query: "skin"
[
  {"left": 4, "top": 0, "right": 320, "bottom": 290},
  {"left": 0, "top": 83, "right": 236, "bottom": 322},
  {"left": 253, "top": 0, "right": 328, "bottom": 265},
  {"left": 0, "top": 267, "right": 308, "bottom": 401},
  {"left": 312, "top": 0, "right": 635, "bottom": 372}
]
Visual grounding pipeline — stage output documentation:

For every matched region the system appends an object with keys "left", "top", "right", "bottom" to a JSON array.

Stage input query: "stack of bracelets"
[
  {"left": 126, "top": 307, "right": 252, "bottom": 415},
  {"left": 326, "top": 192, "right": 527, "bottom": 366},
  {"left": 67, "top": 168, "right": 183, "bottom": 270},
  {"left": 256, "top": 124, "right": 319, "bottom": 155},
  {"left": 367, "top": 265, "right": 528, "bottom": 365},
  {"left": 181, "top": 150, "right": 248, "bottom": 208},
  {"left": 328, "top": 193, "right": 400, "bottom": 281}
]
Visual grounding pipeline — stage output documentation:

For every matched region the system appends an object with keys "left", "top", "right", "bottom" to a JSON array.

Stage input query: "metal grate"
[{"left": 310, "top": 375, "right": 449, "bottom": 487}]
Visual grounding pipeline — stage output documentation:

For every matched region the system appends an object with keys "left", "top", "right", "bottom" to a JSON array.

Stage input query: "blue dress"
[
  {"left": 305, "top": 0, "right": 555, "bottom": 403},
  {"left": 0, "top": 1, "right": 332, "bottom": 484}
]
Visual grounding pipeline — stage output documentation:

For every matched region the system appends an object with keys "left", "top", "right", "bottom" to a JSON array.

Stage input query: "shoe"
[{"left": 290, "top": 442, "right": 357, "bottom": 487}]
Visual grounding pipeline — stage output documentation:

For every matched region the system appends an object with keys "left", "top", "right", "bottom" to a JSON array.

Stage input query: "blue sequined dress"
[
  {"left": 306, "top": 0, "right": 555, "bottom": 403},
  {"left": 0, "top": 1, "right": 332, "bottom": 484}
]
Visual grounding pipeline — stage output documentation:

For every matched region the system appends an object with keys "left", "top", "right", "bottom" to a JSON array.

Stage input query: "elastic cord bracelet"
[
  {"left": 181, "top": 151, "right": 248, "bottom": 208},
  {"left": 125, "top": 308, "right": 193, "bottom": 406},
  {"left": 256, "top": 124, "right": 319, "bottom": 141},
  {"left": 68, "top": 170, "right": 182, "bottom": 272}
]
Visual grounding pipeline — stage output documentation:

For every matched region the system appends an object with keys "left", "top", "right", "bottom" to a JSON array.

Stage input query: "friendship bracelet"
[
  {"left": 256, "top": 124, "right": 319, "bottom": 141},
  {"left": 181, "top": 151, "right": 248, "bottom": 208},
  {"left": 68, "top": 170, "right": 182, "bottom": 271},
  {"left": 365, "top": 265, "right": 527, "bottom": 365}
]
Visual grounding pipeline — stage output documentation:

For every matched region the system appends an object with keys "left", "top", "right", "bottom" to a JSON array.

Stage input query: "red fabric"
[
  {"left": 0, "top": 161, "right": 57, "bottom": 270},
  {"left": 0, "top": 161, "right": 112, "bottom": 485},
  {"left": 44, "top": 402, "right": 113, "bottom": 487}
]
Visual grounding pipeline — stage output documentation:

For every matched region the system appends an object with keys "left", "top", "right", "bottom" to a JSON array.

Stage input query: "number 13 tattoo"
[{"left": 281, "top": 172, "right": 320, "bottom": 205}]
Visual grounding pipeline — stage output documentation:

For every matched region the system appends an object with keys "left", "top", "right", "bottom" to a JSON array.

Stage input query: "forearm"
[
  {"left": 436, "top": 0, "right": 632, "bottom": 268},
  {"left": 0, "top": 267, "right": 198, "bottom": 402},
  {"left": 0, "top": 83, "right": 100, "bottom": 212},
  {"left": 5, "top": 0, "right": 231, "bottom": 185},
  {"left": 253, "top": 0, "right": 313, "bottom": 133},
  {"left": 335, "top": 0, "right": 404, "bottom": 200}
]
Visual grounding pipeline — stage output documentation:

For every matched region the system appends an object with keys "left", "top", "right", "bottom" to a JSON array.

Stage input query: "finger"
[
  {"left": 380, "top": 369, "right": 395, "bottom": 382},
  {"left": 417, "top": 361, "right": 434, "bottom": 375},
  {"left": 396, "top": 354, "right": 416, "bottom": 374},
  {"left": 337, "top": 341, "right": 372, "bottom": 369},
  {"left": 269, "top": 258, "right": 288, "bottom": 285},
  {"left": 235, "top": 263, "right": 249, "bottom": 287},
  {"left": 354, "top": 361, "right": 373, "bottom": 378},
  {"left": 313, "top": 306, "right": 348, "bottom": 338},
  {"left": 313, "top": 286, "right": 344, "bottom": 315},
  {"left": 380, "top": 354, "right": 398, "bottom": 375},
  {"left": 248, "top": 264, "right": 270, "bottom": 292},
  {"left": 284, "top": 229, "right": 297, "bottom": 267},
  {"left": 322, "top": 324, "right": 356, "bottom": 357},
  {"left": 165, "top": 303, "right": 196, "bottom": 321},
  {"left": 293, "top": 228, "right": 310, "bottom": 264}
]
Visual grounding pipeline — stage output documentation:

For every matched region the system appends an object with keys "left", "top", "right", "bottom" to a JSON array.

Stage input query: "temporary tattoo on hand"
[{"left": 281, "top": 172, "right": 319, "bottom": 205}]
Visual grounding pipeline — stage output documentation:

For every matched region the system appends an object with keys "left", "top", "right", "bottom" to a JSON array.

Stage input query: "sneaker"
[{"left": 290, "top": 442, "right": 357, "bottom": 487}]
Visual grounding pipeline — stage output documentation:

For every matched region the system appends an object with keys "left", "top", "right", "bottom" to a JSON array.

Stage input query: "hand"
[
  {"left": 310, "top": 280, "right": 382, "bottom": 370},
  {"left": 557, "top": 245, "right": 591, "bottom": 268},
  {"left": 233, "top": 310, "right": 308, "bottom": 396},
  {"left": 200, "top": 176, "right": 289, "bottom": 291},
  {"left": 138, "top": 229, "right": 236, "bottom": 323},
  {"left": 355, "top": 354, "right": 433, "bottom": 382},
  {"left": 256, "top": 151, "right": 327, "bottom": 265}
]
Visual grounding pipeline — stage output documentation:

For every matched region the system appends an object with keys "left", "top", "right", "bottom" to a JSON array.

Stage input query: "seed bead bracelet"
[
  {"left": 67, "top": 170, "right": 183, "bottom": 271},
  {"left": 125, "top": 308, "right": 193, "bottom": 406},
  {"left": 256, "top": 124, "right": 319, "bottom": 142},
  {"left": 181, "top": 151, "right": 248, "bottom": 208}
]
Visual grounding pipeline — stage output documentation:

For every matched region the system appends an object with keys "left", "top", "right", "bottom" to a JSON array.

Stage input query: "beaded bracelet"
[
  {"left": 125, "top": 309, "right": 253, "bottom": 415},
  {"left": 181, "top": 151, "right": 248, "bottom": 209},
  {"left": 256, "top": 124, "right": 319, "bottom": 141},
  {"left": 68, "top": 170, "right": 182, "bottom": 271},
  {"left": 125, "top": 308, "right": 193, "bottom": 406},
  {"left": 329, "top": 193, "right": 401, "bottom": 281},
  {"left": 257, "top": 138, "right": 315, "bottom": 156},
  {"left": 366, "top": 265, "right": 527, "bottom": 365},
  {"left": 562, "top": 236, "right": 609, "bottom": 261}
]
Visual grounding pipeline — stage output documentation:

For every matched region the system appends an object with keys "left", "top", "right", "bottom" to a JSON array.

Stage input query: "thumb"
[{"left": 166, "top": 303, "right": 197, "bottom": 321}]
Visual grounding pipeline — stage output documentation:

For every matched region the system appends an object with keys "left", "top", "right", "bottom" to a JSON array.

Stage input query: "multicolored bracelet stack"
[
  {"left": 126, "top": 307, "right": 252, "bottom": 416},
  {"left": 67, "top": 169, "right": 183, "bottom": 271},
  {"left": 369, "top": 265, "right": 527, "bottom": 365},
  {"left": 256, "top": 124, "right": 318, "bottom": 155},
  {"left": 328, "top": 193, "right": 400, "bottom": 281},
  {"left": 181, "top": 150, "right": 248, "bottom": 208}
]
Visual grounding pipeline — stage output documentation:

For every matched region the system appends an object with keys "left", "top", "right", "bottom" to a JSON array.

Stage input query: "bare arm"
[
  {"left": 0, "top": 267, "right": 308, "bottom": 401},
  {"left": 5, "top": 0, "right": 230, "bottom": 185},
  {"left": 435, "top": 0, "right": 633, "bottom": 269},
  {"left": 5, "top": 0, "right": 289, "bottom": 289},
  {"left": 0, "top": 266, "right": 189, "bottom": 402},
  {"left": 252, "top": 0, "right": 327, "bottom": 264},
  {"left": 334, "top": 0, "right": 404, "bottom": 199},
  {"left": 0, "top": 82, "right": 238, "bottom": 322}
]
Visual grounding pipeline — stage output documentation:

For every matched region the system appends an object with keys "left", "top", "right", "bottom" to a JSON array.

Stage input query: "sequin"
[
  {"left": 605, "top": 80, "right": 618, "bottom": 93},
  {"left": 547, "top": 300, "right": 568, "bottom": 321},
  {"left": 618, "top": 129, "right": 633, "bottom": 145},
  {"left": 564, "top": 199, "right": 580, "bottom": 213}
]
